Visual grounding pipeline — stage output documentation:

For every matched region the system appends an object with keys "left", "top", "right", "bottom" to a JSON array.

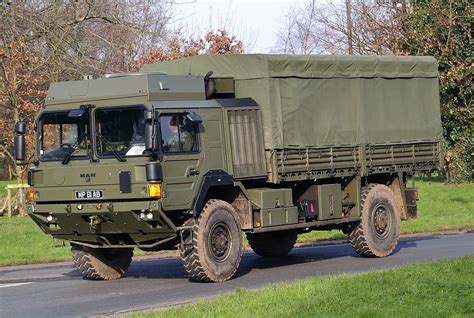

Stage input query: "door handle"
[{"left": 188, "top": 169, "right": 200, "bottom": 176}]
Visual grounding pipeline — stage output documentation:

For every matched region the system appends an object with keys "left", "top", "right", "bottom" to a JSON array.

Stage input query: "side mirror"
[
  {"left": 14, "top": 121, "right": 27, "bottom": 162},
  {"left": 15, "top": 121, "right": 26, "bottom": 134},
  {"left": 68, "top": 109, "right": 85, "bottom": 118},
  {"left": 144, "top": 109, "right": 160, "bottom": 152},
  {"left": 186, "top": 111, "right": 202, "bottom": 124}
]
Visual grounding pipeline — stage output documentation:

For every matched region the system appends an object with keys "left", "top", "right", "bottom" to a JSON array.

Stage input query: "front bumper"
[{"left": 28, "top": 200, "right": 178, "bottom": 248}]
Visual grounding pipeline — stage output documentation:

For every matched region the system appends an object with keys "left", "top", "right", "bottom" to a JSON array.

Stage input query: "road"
[{"left": 1, "top": 233, "right": 473, "bottom": 317}]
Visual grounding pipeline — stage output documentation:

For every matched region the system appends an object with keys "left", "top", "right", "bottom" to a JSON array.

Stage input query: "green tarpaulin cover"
[{"left": 141, "top": 54, "right": 443, "bottom": 149}]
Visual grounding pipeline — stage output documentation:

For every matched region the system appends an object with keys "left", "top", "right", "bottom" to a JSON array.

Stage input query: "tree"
[
  {"left": 398, "top": 0, "right": 473, "bottom": 181},
  {"left": 275, "top": 0, "right": 320, "bottom": 54},
  {"left": 275, "top": 0, "right": 403, "bottom": 55},
  {"left": 137, "top": 30, "right": 244, "bottom": 66},
  {"left": 0, "top": 1, "right": 173, "bottom": 80},
  {"left": 0, "top": 36, "right": 46, "bottom": 185}
]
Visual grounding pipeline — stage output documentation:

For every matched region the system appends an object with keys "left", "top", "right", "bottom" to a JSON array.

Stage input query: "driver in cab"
[{"left": 162, "top": 116, "right": 194, "bottom": 153}]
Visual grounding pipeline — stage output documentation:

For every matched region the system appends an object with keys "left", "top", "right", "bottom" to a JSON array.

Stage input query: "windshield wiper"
[
  {"left": 62, "top": 131, "right": 87, "bottom": 165},
  {"left": 96, "top": 133, "right": 126, "bottom": 162}
]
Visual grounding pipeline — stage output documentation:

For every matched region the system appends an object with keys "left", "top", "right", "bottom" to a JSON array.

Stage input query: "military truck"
[{"left": 15, "top": 55, "right": 443, "bottom": 282}]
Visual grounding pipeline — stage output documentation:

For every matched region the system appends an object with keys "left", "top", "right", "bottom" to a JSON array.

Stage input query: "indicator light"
[
  {"left": 148, "top": 183, "right": 161, "bottom": 198},
  {"left": 27, "top": 188, "right": 35, "bottom": 202},
  {"left": 139, "top": 212, "right": 146, "bottom": 220},
  {"left": 77, "top": 204, "right": 83, "bottom": 210},
  {"left": 146, "top": 212, "right": 153, "bottom": 220},
  {"left": 46, "top": 215, "right": 54, "bottom": 222}
]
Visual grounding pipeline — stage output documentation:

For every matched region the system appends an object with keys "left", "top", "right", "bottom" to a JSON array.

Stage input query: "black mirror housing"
[
  {"left": 145, "top": 124, "right": 160, "bottom": 151},
  {"left": 14, "top": 135, "right": 25, "bottom": 161},
  {"left": 144, "top": 108, "right": 160, "bottom": 152},
  {"left": 14, "top": 121, "right": 27, "bottom": 161},
  {"left": 68, "top": 109, "right": 86, "bottom": 118},
  {"left": 15, "top": 121, "right": 27, "bottom": 134},
  {"left": 186, "top": 111, "right": 202, "bottom": 124},
  {"left": 146, "top": 162, "right": 163, "bottom": 182}
]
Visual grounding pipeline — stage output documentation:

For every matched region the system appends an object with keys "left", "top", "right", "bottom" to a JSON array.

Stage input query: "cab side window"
[{"left": 160, "top": 115, "right": 198, "bottom": 153}]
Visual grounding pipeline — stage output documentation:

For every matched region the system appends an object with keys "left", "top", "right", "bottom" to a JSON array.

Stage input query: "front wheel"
[
  {"left": 71, "top": 244, "right": 133, "bottom": 280},
  {"left": 180, "top": 199, "right": 242, "bottom": 282}
]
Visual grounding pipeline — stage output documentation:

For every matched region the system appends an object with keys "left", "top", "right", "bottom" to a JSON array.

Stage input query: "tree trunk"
[{"left": 345, "top": 0, "right": 354, "bottom": 55}]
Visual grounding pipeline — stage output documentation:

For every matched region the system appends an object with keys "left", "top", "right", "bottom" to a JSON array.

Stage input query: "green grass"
[
  {"left": 132, "top": 257, "right": 474, "bottom": 318},
  {"left": 0, "top": 180, "right": 15, "bottom": 197},
  {"left": 0, "top": 216, "right": 71, "bottom": 265},
  {"left": 399, "top": 177, "right": 474, "bottom": 234},
  {"left": 0, "top": 177, "right": 472, "bottom": 266}
]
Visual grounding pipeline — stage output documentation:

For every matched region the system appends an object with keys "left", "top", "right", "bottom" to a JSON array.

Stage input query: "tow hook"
[{"left": 89, "top": 215, "right": 103, "bottom": 229}]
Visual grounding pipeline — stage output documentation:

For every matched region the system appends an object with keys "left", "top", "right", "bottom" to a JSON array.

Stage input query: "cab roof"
[{"left": 45, "top": 73, "right": 206, "bottom": 106}]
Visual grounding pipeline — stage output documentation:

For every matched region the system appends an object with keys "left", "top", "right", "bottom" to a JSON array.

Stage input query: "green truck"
[{"left": 15, "top": 55, "right": 443, "bottom": 282}]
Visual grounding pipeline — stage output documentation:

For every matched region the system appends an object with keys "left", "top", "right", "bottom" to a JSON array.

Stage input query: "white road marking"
[{"left": 0, "top": 282, "right": 33, "bottom": 289}]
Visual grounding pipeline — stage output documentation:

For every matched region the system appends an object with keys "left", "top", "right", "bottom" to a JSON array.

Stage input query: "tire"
[
  {"left": 71, "top": 243, "right": 133, "bottom": 280},
  {"left": 180, "top": 199, "right": 242, "bottom": 282},
  {"left": 246, "top": 230, "right": 297, "bottom": 257},
  {"left": 349, "top": 183, "right": 400, "bottom": 257}
]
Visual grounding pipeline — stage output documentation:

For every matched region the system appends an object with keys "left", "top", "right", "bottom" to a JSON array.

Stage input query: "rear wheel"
[
  {"left": 349, "top": 184, "right": 400, "bottom": 257},
  {"left": 71, "top": 243, "right": 133, "bottom": 280},
  {"left": 246, "top": 230, "right": 297, "bottom": 257},
  {"left": 180, "top": 199, "right": 242, "bottom": 282}
]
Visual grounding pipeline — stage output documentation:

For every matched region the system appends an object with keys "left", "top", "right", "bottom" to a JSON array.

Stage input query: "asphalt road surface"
[{"left": 1, "top": 232, "right": 473, "bottom": 317}]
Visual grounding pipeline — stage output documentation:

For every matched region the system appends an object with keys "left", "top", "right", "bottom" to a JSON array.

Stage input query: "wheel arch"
[
  {"left": 364, "top": 172, "right": 409, "bottom": 220},
  {"left": 192, "top": 170, "right": 253, "bottom": 230}
]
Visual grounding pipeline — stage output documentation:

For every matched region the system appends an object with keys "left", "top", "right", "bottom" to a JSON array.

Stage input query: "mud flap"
[
  {"left": 404, "top": 188, "right": 418, "bottom": 220},
  {"left": 179, "top": 224, "right": 194, "bottom": 253}
]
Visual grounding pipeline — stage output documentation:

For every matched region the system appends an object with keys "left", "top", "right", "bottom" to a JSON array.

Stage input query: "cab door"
[{"left": 160, "top": 112, "right": 203, "bottom": 210}]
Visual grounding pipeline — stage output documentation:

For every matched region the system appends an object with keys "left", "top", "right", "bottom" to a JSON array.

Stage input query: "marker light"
[
  {"left": 148, "top": 183, "right": 161, "bottom": 198},
  {"left": 27, "top": 188, "right": 35, "bottom": 202}
]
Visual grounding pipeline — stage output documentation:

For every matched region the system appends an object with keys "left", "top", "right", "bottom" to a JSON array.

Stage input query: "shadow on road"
[{"left": 111, "top": 234, "right": 441, "bottom": 281}]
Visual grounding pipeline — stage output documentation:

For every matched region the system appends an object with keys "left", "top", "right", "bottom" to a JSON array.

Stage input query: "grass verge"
[
  {"left": 0, "top": 180, "right": 15, "bottom": 198},
  {"left": 0, "top": 177, "right": 472, "bottom": 266},
  {"left": 131, "top": 256, "right": 474, "bottom": 318},
  {"left": 0, "top": 216, "right": 71, "bottom": 265}
]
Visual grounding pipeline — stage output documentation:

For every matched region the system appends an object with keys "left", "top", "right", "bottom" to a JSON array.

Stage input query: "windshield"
[
  {"left": 95, "top": 107, "right": 146, "bottom": 157},
  {"left": 39, "top": 112, "right": 89, "bottom": 161}
]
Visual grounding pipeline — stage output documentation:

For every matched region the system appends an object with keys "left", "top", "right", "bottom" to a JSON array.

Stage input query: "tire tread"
[
  {"left": 180, "top": 199, "right": 242, "bottom": 282},
  {"left": 349, "top": 183, "right": 399, "bottom": 258},
  {"left": 71, "top": 244, "right": 133, "bottom": 280}
]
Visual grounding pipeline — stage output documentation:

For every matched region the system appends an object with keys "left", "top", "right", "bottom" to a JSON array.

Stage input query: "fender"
[{"left": 192, "top": 169, "right": 234, "bottom": 217}]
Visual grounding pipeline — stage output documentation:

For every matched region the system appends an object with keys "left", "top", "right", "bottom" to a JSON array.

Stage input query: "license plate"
[{"left": 74, "top": 190, "right": 103, "bottom": 200}]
